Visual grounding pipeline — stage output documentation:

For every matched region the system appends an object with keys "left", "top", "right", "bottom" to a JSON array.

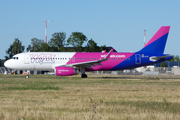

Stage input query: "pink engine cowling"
[{"left": 55, "top": 66, "right": 79, "bottom": 76}]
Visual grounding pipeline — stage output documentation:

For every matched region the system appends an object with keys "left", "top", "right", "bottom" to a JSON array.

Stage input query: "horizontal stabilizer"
[{"left": 150, "top": 55, "right": 172, "bottom": 62}]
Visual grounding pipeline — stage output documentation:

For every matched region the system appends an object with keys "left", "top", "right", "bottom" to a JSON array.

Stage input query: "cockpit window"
[{"left": 11, "top": 57, "right": 19, "bottom": 60}]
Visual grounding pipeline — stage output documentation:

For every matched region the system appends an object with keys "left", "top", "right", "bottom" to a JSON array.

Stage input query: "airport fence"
[
  {"left": 88, "top": 67, "right": 180, "bottom": 76},
  {"left": 0, "top": 67, "right": 12, "bottom": 74}
]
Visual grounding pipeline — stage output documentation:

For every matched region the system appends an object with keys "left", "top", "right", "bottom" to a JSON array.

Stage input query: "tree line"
[{"left": 4, "top": 32, "right": 107, "bottom": 60}]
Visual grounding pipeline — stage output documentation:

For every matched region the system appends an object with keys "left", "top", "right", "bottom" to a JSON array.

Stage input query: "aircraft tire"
[
  {"left": 81, "top": 74, "right": 87, "bottom": 78},
  {"left": 25, "top": 75, "right": 29, "bottom": 79}
]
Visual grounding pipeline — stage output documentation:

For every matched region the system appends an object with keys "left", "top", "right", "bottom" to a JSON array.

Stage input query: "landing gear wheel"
[
  {"left": 81, "top": 74, "right": 87, "bottom": 78},
  {"left": 25, "top": 75, "right": 29, "bottom": 79}
]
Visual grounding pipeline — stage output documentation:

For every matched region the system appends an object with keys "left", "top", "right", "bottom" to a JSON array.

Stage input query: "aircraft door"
[
  {"left": 135, "top": 54, "right": 141, "bottom": 64},
  {"left": 24, "top": 54, "right": 30, "bottom": 64}
]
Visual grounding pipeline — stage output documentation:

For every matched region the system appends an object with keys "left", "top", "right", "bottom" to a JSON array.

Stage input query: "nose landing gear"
[{"left": 25, "top": 70, "right": 30, "bottom": 79}]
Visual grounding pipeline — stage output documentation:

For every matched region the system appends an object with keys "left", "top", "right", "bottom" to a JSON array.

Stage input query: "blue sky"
[{"left": 0, "top": 0, "right": 180, "bottom": 59}]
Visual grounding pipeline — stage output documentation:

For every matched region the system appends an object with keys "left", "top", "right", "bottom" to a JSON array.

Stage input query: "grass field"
[{"left": 1, "top": 74, "right": 180, "bottom": 120}]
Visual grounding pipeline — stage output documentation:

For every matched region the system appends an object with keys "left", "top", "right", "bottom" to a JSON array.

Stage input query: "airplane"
[{"left": 4, "top": 26, "right": 173, "bottom": 78}]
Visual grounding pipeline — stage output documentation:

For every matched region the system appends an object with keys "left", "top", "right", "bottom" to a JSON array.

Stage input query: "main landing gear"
[
  {"left": 81, "top": 74, "right": 87, "bottom": 78},
  {"left": 80, "top": 69, "right": 88, "bottom": 78}
]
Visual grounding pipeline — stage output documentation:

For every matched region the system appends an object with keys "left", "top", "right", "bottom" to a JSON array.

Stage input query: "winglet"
[
  {"left": 102, "top": 50, "right": 106, "bottom": 53},
  {"left": 104, "top": 49, "right": 114, "bottom": 59}
]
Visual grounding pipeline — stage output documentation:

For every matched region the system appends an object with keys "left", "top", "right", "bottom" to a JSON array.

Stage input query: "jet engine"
[{"left": 55, "top": 66, "right": 79, "bottom": 76}]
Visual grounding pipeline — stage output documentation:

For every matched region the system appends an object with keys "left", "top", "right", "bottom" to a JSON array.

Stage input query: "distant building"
[{"left": 154, "top": 61, "right": 180, "bottom": 67}]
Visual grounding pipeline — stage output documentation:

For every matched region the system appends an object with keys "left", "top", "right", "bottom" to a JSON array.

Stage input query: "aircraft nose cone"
[{"left": 4, "top": 60, "right": 10, "bottom": 68}]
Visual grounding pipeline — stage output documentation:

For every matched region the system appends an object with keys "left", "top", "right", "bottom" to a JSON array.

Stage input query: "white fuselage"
[{"left": 4, "top": 52, "right": 76, "bottom": 71}]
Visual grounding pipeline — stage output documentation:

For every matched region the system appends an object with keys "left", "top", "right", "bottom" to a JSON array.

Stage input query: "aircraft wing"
[
  {"left": 66, "top": 58, "right": 106, "bottom": 68},
  {"left": 67, "top": 49, "right": 114, "bottom": 69},
  {"left": 52, "top": 49, "right": 114, "bottom": 69}
]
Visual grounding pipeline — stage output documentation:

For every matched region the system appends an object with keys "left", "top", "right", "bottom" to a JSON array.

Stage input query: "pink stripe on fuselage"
[
  {"left": 144, "top": 26, "right": 170, "bottom": 47},
  {"left": 66, "top": 52, "right": 134, "bottom": 70}
]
